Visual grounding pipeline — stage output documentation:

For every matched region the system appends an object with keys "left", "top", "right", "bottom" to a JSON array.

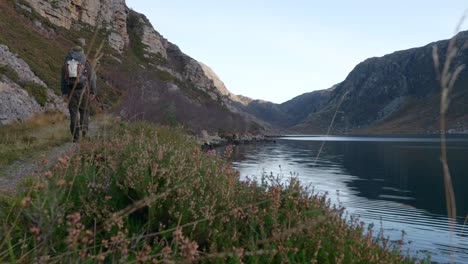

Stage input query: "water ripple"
[{"left": 231, "top": 137, "right": 468, "bottom": 263}]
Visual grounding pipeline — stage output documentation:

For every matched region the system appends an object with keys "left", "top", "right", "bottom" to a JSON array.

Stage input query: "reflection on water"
[{"left": 231, "top": 136, "right": 468, "bottom": 263}]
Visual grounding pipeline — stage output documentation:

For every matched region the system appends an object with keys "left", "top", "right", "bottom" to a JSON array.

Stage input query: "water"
[{"left": 230, "top": 135, "right": 468, "bottom": 263}]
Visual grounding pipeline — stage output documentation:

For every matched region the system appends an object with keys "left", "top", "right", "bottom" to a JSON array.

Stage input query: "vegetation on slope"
[
  {"left": 0, "top": 0, "right": 65, "bottom": 92},
  {"left": 0, "top": 121, "right": 421, "bottom": 263},
  {"left": 0, "top": 64, "right": 48, "bottom": 107}
]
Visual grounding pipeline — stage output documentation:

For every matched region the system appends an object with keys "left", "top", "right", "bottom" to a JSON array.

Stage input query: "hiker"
[{"left": 61, "top": 46, "right": 97, "bottom": 142}]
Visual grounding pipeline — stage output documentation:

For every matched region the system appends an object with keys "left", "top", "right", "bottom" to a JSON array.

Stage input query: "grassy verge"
[
  {"left": 0, "top": 121, "right": 422, "bottom": 263},
  {"left": 0, "top": 112, "right": 69, "bottom": 167}
]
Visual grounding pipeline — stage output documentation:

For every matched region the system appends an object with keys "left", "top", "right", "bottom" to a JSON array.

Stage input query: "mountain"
[
  {"left": 242, "top": 32, "right": 468, "bottom": 134},
  {"left": 0, "top": 0, "right": 265, "bottom": 133},
  {"left": 291, "top": 32, "right": 468, "bottom": 134},
  {"left": 279, "top": 86, "right": 335, "bottom": 127},
  {"left": 229, "top": 88, "right": 334, "bottom": 130}
]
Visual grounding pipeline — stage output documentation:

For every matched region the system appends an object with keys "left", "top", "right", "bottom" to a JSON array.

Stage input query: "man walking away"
[{"left": 61, "top": 46, "right": 97, "bottom": 142}]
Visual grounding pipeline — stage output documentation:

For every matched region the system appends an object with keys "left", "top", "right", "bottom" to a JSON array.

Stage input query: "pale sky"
[{"left": 127, "top": 1, "right": 468, "bottom": 103}]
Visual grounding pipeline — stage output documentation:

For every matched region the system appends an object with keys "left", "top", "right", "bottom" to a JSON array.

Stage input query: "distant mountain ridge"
[
  {"left": 299, "top": 31, "right": 468, "bottom": 133},
  {"left": 241, "top": 31, "right": 468, "bottom": 134}
]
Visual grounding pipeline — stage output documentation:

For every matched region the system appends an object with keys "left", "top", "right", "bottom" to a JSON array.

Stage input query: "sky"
[{"left": 127, "top": 1, "right": 468, "bottom": 104}]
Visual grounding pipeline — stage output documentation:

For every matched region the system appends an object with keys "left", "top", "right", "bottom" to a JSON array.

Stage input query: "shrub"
[
  {"left": 22, "top": 81, "right": 48, "bottom": 106},
  {"left": 0, "top": 65, "right": 48, "bottom": 106},
  {"left": 0, "top": 122, "right": 422, "bottom": 263},
  {"left": 127, "top": 11, "right": 150, "bottom": 60},
  {"left": 157, "top": 69, "right": 177, "bottom": 82},
  {"left": 0, "top": 65, "right": 20, "bottom": 82}
]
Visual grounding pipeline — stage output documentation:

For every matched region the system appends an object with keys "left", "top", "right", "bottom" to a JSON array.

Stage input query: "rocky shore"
[{"left": 198, "top": 130, "right": 277, "bottom": 151}]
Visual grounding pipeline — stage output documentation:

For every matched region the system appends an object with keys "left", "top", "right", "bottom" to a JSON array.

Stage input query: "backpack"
[
  {"left": 66, "top": 59, "right": 81, "bottom": 78},
  {"left": 63, "top": 51, "right": 88, "bottom": 89}
]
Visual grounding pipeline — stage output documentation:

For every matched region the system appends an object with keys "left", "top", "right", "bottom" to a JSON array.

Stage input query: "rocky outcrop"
[
  {"left": 198, "top": 62, "right": 256, "bottom": 107},
  {"left": 125, "top": 11, "right": 253, "bottom": 109},
  {"left": 102, "top": 0, "right": 129, "bottom": 52},
  {"left": 0, "top": 80, "right": 42, "bottom": 125},
  {"left": 140, "top": 22, "right": 167, "bottom": 58},
  {"left": 20, "top": 0, "right": 72, "bottom": 29},
  {"left": 22, "top": 0, "right": 129, "bottom": 52},
  {"left": 0, "top": 45, "right": 65, "bottom": 124},
  {"left": 199, "top": 62, "right": 230, "bottom": 97},
  {"left": 0, "top": 45, "right": 46, "bottom": 86},
  {"left": 182, "top": 58, "right": 218, "bottom": 100},
  {"left": 126, "top": 11, "right": 169, "bottom": 58}
]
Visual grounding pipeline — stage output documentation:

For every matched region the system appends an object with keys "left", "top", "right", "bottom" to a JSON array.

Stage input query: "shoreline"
[{"left": 199, "top": 134, "right": 278, "bottom": 151}]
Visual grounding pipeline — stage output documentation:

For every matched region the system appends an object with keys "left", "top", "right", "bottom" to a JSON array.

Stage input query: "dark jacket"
[{"left": 61, "top": 49, "right": 97, "bottom": 96}]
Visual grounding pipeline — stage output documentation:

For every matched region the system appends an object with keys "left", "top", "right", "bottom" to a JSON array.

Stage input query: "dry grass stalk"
[
  {"left": 432, "top": 10, "right": 468, "bottom": 263},
  {"left": 313, "top": 91, "right": 349, "bottom": 166},
  {"left": 103, "top": 182, "right": 188, "bottom": 229},
  {"left": 431, "top": 13, "right": 468, "bottom": 222}
]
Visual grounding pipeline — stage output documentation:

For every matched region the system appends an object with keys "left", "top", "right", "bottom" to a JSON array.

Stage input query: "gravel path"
[{"left": 0, "top": 122, "right": 99, "bottom": 194}]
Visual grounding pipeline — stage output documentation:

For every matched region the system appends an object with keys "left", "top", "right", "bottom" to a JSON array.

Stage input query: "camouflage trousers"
[{"left": 68, "top": 89, "right": 89, "bottom": 142}]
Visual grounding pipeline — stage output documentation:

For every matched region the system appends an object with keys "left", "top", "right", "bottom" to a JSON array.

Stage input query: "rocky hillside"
[
  {"left": 292, "top": 31, "right": 468, "bottom": 134},
  {"left": 0, "top": 44, "right": 65, "bottom": 124},
  {"left": 227, "top": 86, "right": 334, "bottom": 132},
  {"left": 243, "top": 32, "right": 468, "bottom": 134},
  {"left": 0, "top": 0, "right": 265, "bottom": 133}
]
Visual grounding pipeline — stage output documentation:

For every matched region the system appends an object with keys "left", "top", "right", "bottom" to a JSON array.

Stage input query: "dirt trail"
[{"left": 0, "top": 121, "right": 100, "bottom": 194}]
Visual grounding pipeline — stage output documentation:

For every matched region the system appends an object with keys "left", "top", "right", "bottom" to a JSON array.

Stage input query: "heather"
[{"left": 0, "top": 122, "right": 421, "bottom": 263}]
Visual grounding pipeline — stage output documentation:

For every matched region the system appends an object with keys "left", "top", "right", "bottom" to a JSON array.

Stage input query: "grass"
[
  {"left": 431, "top": 14, "right": 468, "bottom": 263},
  {"left": 0, "top": 112, "right": 69, "bottom": 167},
  {"left": 0, "top": 121, "right": 423, "bottom": 263},
  {"left": 157, "top": 69, "right": 178, "bottom": 82},
  {"left": 0, "top": 65, "right": 49, "bottom": 107},
  {"left": 0, "top": 65, "right": 20, "bottom": 82},
  {"left": 22, "top": 81, "right": 48, "bottom": 106}
]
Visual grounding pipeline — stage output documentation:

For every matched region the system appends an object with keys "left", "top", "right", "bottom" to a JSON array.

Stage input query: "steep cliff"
[{"left": 21, "top": 0, "right": 129, "bottom": 52}]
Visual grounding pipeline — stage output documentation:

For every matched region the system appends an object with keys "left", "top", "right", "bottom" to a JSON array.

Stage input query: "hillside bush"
[
  {"left": 22, "top": 81, "right": 48, "bottom": 106},
  {"left": 0, "top": 65, "right": 48, "bottom": 106},
  {"left": 0, "top": 65, "right": 20, "bottom": 82}
]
